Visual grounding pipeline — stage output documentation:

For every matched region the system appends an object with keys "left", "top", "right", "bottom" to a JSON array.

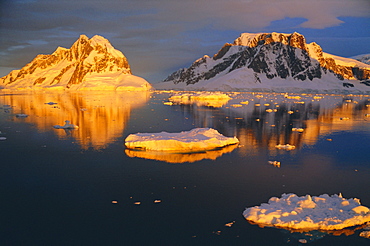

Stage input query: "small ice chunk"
[
  {"left": 168, "top": 92, "right": 231, "bottom": 108},
  {"left": 225, "top": 221, "right": 235, "bottom": 227},
  {"left": 0, "top": 137, "right": 6, "bottom": 141},
  {"left": 359, "top": 231, "right": 370, "bottom": 239},
  {"left": 53, "top": 120, "right": 79, "bottom": 129},
  {"left": 45, "top": 102, "right": 57, "bottom": 105},
  {"left": 268, "top": 161, "right": 281, "bottom": 167},
  {"left": 292, "top": 128, "right": 304, "bottom": 132},
  {"left": 275, "top": 144, "right": 296, "bottom": 150},
  {"left": 16, "top": 114, "right": 28, "bottom": 117}
]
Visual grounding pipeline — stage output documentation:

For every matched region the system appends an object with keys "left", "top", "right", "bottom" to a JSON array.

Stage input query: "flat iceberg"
[
  {"left": 243, "top": 193, "right": 370, "bottom": 231},
  {"left": 124, "top": 128, "right": 239, "bottom": 152}
]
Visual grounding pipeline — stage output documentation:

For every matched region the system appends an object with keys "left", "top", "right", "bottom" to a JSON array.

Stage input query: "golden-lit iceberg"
[
  {"left": 125, "top": 128, "right": 239, "bottom": 152},
  {"left": 243, "top": 193, "right": 370, "bottom": 231}
]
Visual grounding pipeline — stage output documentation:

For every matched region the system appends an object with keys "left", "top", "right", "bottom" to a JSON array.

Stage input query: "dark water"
[{"left": 0, "top": 91, "right": 369, "bottom": 246}]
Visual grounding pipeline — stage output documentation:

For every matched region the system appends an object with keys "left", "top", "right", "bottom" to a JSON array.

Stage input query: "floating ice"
[
  {"left": 225, "top": 221, "right": 236, "bottom": 227},
  {"left": 168, "top": 92, "right": 231, "bottom": 108},
  {"left": 360, "top": 230, "right": 370, "bottom": 239},
  {"left": 243, "top": 193, "right": 370, "bottom": 231},
  {"left": 53, "top": 120, "right": 79, "bottom": 129},
  {"left": 268, "top": 161, "right": 281, "bottom": 167},
  {"left": 125, "top": 128, "right": 239, "bottom": 152},
  {"left": 275, "top": 144, "right": 296, "bottom": 150},
  {"left": 292, "top": 128, "right": 304, "bottom": 132},
  {"left": 0, "top": 137, "right": 6, "bottom": 141},
  {"left": 16, "top": 114, "right": 28, "bottom": 117}
]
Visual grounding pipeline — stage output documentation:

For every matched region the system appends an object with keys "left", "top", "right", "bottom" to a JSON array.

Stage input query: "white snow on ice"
[
  {"left": 243, "top": 193, "right": 370, "bottom": 231},
  {"left": 124, "top": 128, "right": 239, "bottom": 152}
]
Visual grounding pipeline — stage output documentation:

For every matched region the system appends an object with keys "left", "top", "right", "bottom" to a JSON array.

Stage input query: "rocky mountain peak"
[
  {"left": 233, "top": 32, "right": 306, "bottom": 49},
  {"left": 160, "top": 32, "right": 370, "bottom": 93},
  {"left": 0, "top": 35, "right": 152, "bottom": 91}
]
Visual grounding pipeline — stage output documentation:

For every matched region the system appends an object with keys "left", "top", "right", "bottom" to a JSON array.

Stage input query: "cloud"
[{"left": 0, "top": 0, "right": 369, "bottom": 81}]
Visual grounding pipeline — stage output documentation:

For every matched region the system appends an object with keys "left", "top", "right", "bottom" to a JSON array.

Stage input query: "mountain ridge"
[
  {"left": 1, "top": 35, "right": 151, "bottom": 91},
  {"left": 156, "top": 32, "right": 370, "bottom": 93}
]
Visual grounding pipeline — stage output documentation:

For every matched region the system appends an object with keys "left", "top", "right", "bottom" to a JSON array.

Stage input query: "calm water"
[{"left": 0, "top": 91, "right": 369, "bottom": 246}]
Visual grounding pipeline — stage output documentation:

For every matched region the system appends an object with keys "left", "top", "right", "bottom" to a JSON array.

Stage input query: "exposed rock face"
[
  {"left": 162, "top": 32, "right": 370, "bottom": 91},
  {"left": 1, "top": 35, "right": 151, "bottom": 90}
]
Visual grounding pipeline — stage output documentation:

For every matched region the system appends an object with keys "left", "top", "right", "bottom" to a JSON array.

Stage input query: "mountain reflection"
[
  {"left": 171, "top": 92, "right": 370, "bottom": 155},
  {"left": 125, "top": 144, "right": 238, "bottom": 163},
  {"left": 2, "top": 91, "right": 150, "bottom": 149}
]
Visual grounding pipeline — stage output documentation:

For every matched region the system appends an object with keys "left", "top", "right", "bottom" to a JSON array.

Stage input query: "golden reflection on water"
[
  {"left": 2, "top": 91, "right": 369, "bottom": 160},
  {"left": 1, "top": 91, "right": 150, "bottom": 149},
  {"left": 125, "top": 144, "right": 238, "bottom": 163},
  {"left": 177, "top": 92, "right": 370, "bottom": 156}
]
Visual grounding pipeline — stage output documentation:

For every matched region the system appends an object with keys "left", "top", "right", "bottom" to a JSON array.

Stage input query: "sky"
[{"left": 0, "top": 0, "right": 369, "bottom": 82}]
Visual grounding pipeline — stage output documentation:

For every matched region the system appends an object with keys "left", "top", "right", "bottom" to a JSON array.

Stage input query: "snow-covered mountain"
[
  {"left": 351, "top": 53, "right": 370, "bottom": 65},
  {"left": 1, "top": 35, "right": 152, "bottom": 91},
  {"left": 155, "top": 32, "right": 370, "bottom": 94}
]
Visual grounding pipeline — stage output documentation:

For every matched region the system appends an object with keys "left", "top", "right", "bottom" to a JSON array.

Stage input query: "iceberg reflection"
[
  {"left": 125, "top": 144, "right": 238, "bottom": 163},
  {"left": 1, "top": 91, "right": 150, "bottom": 149},
  {"left": 168, "top": 92, "right": 370, "bottom": 154}
]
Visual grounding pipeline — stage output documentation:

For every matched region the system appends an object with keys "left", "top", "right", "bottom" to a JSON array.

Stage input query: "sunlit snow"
[
  {"left": 243, "top": 193, "right": 370, "bottom": 231},
  {"left": 167, "top": 92, "right": 231, "bottom": 108},
  {"left": 124, "top": 128, "right": 239, "bottom": 152}
]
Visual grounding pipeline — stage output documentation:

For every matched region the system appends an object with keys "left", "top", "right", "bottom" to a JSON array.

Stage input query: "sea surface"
[{"left": 1, "top": 90, "right": 369, "bottom": 246}]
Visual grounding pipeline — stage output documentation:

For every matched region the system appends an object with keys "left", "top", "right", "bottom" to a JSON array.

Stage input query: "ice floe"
[
  {"left": 16, "top": 114, "right": 28, "bottom": 117},
  {"left": 124, "top": 128, "right": 239, "bottom": 152},
  {"left": 243, "top": 193, "right": 370, "bottom": 231},
  {"left": 167, "top": 92, "right": 231, "bottom": 108},
  {"left": 53, "top": 120, "right": 79, "bottom": 129}
]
